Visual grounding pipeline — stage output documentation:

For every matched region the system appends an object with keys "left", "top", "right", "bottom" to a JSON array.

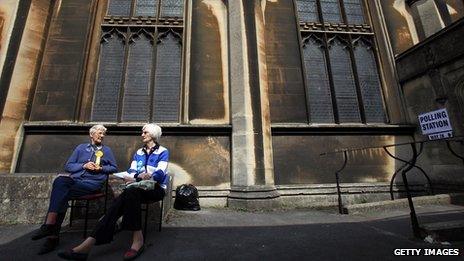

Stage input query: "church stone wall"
[
  {"left": 0, "top": 0, "right": 463, "bottom": 210},
  {"left": 188, "top": 0, "right": 229, "bottom": 124},
  {"left": 29, "top": 0, "right": 95, "bottom": 121},
  {"left": 264, "top": 0, "right": 307, "bottom": 123},
  {"left": 396, "top": 19, "right": 464, "bottom": 188},
  {"left": 379, "top": 0, "right": 464, "bottom": 56},
  {"left": 379, "top": 0, "right": 417, "bottom": 55},
  {"left": 0, "top": 0, "right": 18, "bottom": 76},
  {"left": 0, "top": 0, "right": 52, "bottom": 173},
  {"left": 15, "top": 126, "right": 231, "bottom": 188}
]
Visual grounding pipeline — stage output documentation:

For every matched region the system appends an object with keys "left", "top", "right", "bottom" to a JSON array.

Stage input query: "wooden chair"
[
  {"left": 68, "top": 174, "right": 110, "bottom": 237},
  {"left": 141, "top": 175, "right": 172, "bottom": 237}
]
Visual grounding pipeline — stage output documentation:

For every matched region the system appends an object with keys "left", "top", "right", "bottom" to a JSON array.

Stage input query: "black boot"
[
  {"left": 38, "top": 237, "right": 59, "bottom": 255},
  {"left": 31, "top": 224, "right": 57, "bottom": 240}
]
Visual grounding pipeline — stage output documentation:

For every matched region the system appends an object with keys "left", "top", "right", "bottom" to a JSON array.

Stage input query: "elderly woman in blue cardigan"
[
  {"left": 58, "top": 123, "right": 169, "bottom": 261},
  {"left": 31, "top": 124, "right": 118, "bottom": 255}
]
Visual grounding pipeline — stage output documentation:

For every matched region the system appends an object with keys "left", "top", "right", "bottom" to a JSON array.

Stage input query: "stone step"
[
  {"left": 344, "top": 193, "right": 464, "bottom": 215},
  {"left": 421, "top": 220, "right": 464, "bottom": 241}
]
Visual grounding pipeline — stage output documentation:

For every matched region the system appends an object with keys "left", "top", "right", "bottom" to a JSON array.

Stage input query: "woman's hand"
[
  {"left": 83, "top": 162, "right": 97, "bottom": 171},
  {"left": 83, "top": 162, "right": 102, "bottom": 173},
  {"left": 123, "top": 176, "right": 135, "bottom": 184},
  {"left": 138, "top": 173, "right": 152, "bottom": 180}
]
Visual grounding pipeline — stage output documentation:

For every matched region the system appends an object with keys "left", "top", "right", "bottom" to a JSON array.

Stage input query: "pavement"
[{"left": 1, "top": 204, "right": 464, "bottom": 261}]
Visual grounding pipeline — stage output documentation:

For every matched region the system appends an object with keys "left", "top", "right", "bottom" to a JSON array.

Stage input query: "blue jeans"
[{"left": 48, "top": 176, "right": 101, "bottom": 214}]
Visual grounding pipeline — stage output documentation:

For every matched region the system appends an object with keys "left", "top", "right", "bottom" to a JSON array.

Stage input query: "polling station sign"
[{"left": 418, "top": 108, "right": 453, "bottom": 140}]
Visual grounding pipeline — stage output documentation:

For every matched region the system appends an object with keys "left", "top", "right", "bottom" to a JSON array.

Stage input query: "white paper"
[
  {"left": 113, "top": 171, "right": 133, "bottom": 179},
  {"left": 418, "top": 108, "right": 452, "bottom": 135}
]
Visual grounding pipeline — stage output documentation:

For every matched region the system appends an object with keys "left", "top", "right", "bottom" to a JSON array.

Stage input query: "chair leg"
[
  {"left": 104, "top": 177, "right": 109, "bottom": 214},
  {"left": 69, "top": 200, "right": 75, "bottom": 227},
  {"left": 158, "top": 200, "right": 164, "bottom": 232},
  {"left": 143, "top": 204, "right": 149, "bottom": 237},
  {"left": 103, "top": 194, "right": 108, "bottom": 215},
  {"left": 84, "top": 200, "right": 89, "bottom": 238}
]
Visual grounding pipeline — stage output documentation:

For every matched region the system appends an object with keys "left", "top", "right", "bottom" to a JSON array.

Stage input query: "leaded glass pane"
[
  {"left": 92, "top": 33, "right": 125, "bottom": 121},
  {"left": 296, "top": 0, "right": 319, "bottom": 22},
  {"left": 160, "top": 0, "right": 184, "bottom": 18},
  {"left": 303, "top": 37, "right": 334, "bottom": 123},
  {"left": 328, "top": 38, "right": 361, "bottom": 122},
  {"left": 107, "top": 0, "right": 131, "bottom": 16},
  {"left": 344, "top": 0, "right": 365, "bottom": 24},
  {"left": 135, "top": 0, "right": 158, "bottom": 17},
  {"left": 153, "top": 32, "right": 181, "bottom": 122},
  {"left": 353, "top": 40, "right": 385, "bottom": 122},
  {"left": 320, "top": 0, "right": 342, "bottom": 23},
  {"left": 121, "top": 34, "right": 153, "bottom": 121}
]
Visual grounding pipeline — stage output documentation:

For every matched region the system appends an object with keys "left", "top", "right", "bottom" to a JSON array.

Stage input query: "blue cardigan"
[
  {"left": 127, "top": 144, "right": 169, "bottom": 189},
  {"left": 64, "top": 143, "right": 118, "bottom": 189}
]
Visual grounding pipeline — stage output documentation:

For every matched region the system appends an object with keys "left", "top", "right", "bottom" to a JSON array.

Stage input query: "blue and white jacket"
[{"left": 127, "top": 144, "right": 169, "bottom": 189}]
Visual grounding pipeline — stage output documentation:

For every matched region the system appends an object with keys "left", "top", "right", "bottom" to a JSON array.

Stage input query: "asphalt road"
[{"left": 1, "top": 205, "right": 463, "bottom": 261}]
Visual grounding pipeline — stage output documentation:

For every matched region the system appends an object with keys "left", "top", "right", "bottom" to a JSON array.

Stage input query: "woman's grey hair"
[
  {"left": 143, "top": 123, "right": 162, "bottom": 142},
  {"left": 89, "top": 124, "right": 107, "bottom": 136}
]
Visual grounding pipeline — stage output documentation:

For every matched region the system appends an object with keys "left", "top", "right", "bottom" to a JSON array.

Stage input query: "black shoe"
[
  {"left": 31, "top": 224, "right": 57, "bottom": 240},
  {"left": 57, "top": 249, "right": 89, "bottom": 261},
  {"left": 38, "top": 237, "right": 59, "bottom": 255}
]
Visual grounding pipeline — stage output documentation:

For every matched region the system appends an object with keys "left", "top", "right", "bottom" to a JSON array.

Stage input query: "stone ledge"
[
  {"left": 2, "top": 174, "right": 462, "bottom": 222},
  {"left": 396, "top": 18, "right": 464, "bottom": 82},
  {"left": 1, "top": 174, "right": 55, "bottom": 224},
  {"left": 421, "top": 220, "right": 464, "bottom": 241},
  {"left": 0, "top": 174, "right": 173, "bottom": 224},
  {"left": 0, "top": 173, "right": 55, "bottom": 199},
  {"left": 175, "top": 183, "right": 436, "bottom": 209},
  {"left": 345, "top": 194, "right": 464, "bottom": 214}
]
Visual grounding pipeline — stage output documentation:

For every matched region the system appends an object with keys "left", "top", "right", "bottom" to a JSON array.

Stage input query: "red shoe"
[{"left": 123, "top": 245, "right": 145, "bottom": 260}]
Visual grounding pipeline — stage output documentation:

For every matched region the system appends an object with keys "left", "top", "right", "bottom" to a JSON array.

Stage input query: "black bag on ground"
[{"left": 174, "top": 184, "right": 201, "bottom": 211}]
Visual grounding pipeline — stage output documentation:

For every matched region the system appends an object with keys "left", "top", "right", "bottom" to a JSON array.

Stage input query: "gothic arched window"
[
  {"left": 91, "top": 0, "right": 184, "bottom": 122},
  {"left": 296, "top": 0, "right": 386, "bottom": 123}
]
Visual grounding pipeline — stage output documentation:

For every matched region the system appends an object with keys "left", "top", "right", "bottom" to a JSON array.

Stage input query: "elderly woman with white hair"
[
  {"left": 31, "top": 124, "right": 118, "bottom": 255},
  {"left": 58, "top": 123, "right": 169, "bottom": 261}
]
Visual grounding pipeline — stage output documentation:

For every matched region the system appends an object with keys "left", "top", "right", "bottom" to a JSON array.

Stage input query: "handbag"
[{"left": 125, "top": 180, "right": 155, "bottom": 190}]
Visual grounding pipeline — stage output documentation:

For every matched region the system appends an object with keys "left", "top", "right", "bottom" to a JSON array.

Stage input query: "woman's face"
[
  {"left": 141, "top": 129, "right": 154, "bottom": 144},
  {"left": 90, "top": 130, "right": 105, "bottom": 145}
]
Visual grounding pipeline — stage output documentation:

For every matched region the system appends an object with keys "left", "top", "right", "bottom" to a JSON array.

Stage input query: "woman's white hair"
[
  {"left": 89, "top": 124, "right": 107, "bottom": 135},
  {"left": 143, "top": 123, "right": 162, "bottom": 142}
]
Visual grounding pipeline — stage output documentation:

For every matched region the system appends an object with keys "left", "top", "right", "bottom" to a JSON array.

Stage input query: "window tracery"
[
  {"left": 296, "top": 0, "right": 386, "bottom": 123},
  {"left": 91, "top": 0, "right": 184, "bottom": 122}
]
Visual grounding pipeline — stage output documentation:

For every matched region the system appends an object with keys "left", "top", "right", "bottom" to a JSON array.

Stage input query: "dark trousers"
[
  {"left": 48, "top": 176, "right": 100, "bottom": 214},
  {"left": 46, "top": 176, "right": 100, "bottom": 235},
  {"left": 91, "top": 185, "right": 165, "bottom": 245}
]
